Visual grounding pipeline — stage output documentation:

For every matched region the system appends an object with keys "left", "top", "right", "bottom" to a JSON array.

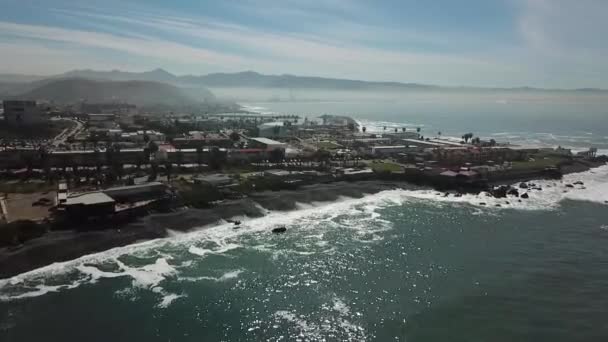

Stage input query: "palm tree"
[
  {"left": 416, "top": 127, "right": 421, "bottom": 133},
  {"left": 196, "top": 146, "right": 204, "bottom": 172}
]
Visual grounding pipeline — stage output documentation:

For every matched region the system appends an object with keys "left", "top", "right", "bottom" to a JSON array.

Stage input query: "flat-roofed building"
[
  {"left": 2, "top": 100, "right": 47, "bottom": 125},
  {"left": 64, "top": 192, "right": 116, "bottom": 216},
  {"left": 248, "top": 137, "right": 286, "bottom": 151},
  {"left": 371, "top": 145, "right": 409, "bottom": 155},
  {"left": 88, "top": 113, "right": 116, "bottom": 129}
]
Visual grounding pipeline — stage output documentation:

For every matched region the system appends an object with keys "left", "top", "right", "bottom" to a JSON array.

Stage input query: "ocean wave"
[{"left": 1, "top": 165, "right": 607, "bottom": 302}]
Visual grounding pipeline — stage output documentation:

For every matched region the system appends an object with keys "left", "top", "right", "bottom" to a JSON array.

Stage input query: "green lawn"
[
  {"left": 316, "top": 141, "right": 342, "bottom": 150},
  {"left": 510, "top": 156, "right": 566, "bottom": 171},
  {"left": 370, "top": 161, "right": 403, "bottom": 173}
]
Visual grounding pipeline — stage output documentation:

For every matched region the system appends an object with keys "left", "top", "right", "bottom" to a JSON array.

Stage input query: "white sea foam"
[
  {"left": 156, "top": 292, "right": 186, "bottom": 308},
  {"left": 2, "top": 164, "right": 607, "bottom": 301}
]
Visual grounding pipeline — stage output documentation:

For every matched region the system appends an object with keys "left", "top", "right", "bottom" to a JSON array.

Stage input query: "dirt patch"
[{"left": 4, "top": 192, "right": 56, "bottom": 222}]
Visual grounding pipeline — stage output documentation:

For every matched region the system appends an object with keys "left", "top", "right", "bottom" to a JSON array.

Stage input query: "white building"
[
  {"left": 120, "top": 130, "right": 165, "bottom": 142},
  {"left": 371, "top": 145, "right": 409, "bottom": 155},
  {"left": 2, "top": 100, "right": 47, "bottom": 125},
  {"left": 248, "top": 137, "right": 287, "bottom": 151},
  {"left": 257, "top": 122, "right": 291, "bottom": 138}
]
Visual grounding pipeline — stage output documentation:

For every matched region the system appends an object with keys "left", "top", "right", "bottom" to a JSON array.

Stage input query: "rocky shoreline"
[
  {"left": 0, "top": 181, "right": 420, "bottom": 278},
  {"left": 0, "top": 160, "right": 606, "bottom": 279}
]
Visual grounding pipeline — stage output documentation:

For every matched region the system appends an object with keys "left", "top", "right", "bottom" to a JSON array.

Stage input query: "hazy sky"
[{"left": 0, "top": 0, "right": 606, "bottom": 88}]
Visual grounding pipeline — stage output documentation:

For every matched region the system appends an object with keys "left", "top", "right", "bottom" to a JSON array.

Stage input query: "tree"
[
  {"left": 196, "top": 146, "right": 204, "bottom": 172},
  {"left": 362, "top": 126, "right": 367, "bottom": 133},
  {"left": 394, "top": 128, "right": 398, "bottom": 133},
  {"left": 143, "top": 133, "right": 150, "bottom": 144},
  {"left": 208, "top": 147, "right": 226, "bottom": 170},
  {"left": 416, "top": 127, "right": 421, "bottom": 133},
  {"left": 489, "top": 138, "right": 497, "bottom": 146},
  {"left": 269, "top": 148, "right": 285, "bottom": 163},
  {"left": 229, "top": 131, "right": 240, "bottom": 142},
  {"left": 402, "top": 127, "right": 406, "bottom": 132}
]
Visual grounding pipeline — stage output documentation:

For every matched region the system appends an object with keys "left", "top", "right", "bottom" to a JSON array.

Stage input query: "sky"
[{"left": 0, "top": 0, "right": 607, "bottom": 88}]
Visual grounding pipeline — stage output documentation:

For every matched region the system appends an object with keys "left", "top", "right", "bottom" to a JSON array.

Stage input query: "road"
[{"left": 51, "top": 118, "right": 84, "bottom": 147}]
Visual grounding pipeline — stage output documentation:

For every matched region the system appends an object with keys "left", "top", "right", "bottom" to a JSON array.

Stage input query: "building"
[
  {"left": 172, "top": 132, "right": 232, "bottom": 148},
  {"left": 248, "top": 137, "right": 286, "bottom": 151},
  {"left": 193, "top": 174, "right": 236, "bottom": 188},
  {"left": 2, "top": 100, "right": 47, "bottom": 125},
  {"left": 88, "top": 113, "right": 116, "bottom": 129},
  {"left": 81, "top": 103, "right": 137, "bottom": 115},
  {"left": 401, "top": 139, "right": 446, "bottom": 149},
  {"left": 257, "top": 122, "right": 293, "bottom": 138},
  {"left": 371, "top": 145, "right": 409, "bottom": 155},
  {"left": 120, "top": 130, "right": 165, "bottom": 142},
  {"left": 64, "top": 192, "right": 116, "bottom": 216},
  {"left": 57, "top": 183, "right": 68, "bottom": 206},
  {"left": 383, "top": 131, "right": 420, "bottom": 141}
]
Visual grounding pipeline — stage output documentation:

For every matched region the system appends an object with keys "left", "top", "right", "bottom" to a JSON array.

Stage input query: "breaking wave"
[{"left": 1, "top": 165, "right": 607, "bottom": 303}]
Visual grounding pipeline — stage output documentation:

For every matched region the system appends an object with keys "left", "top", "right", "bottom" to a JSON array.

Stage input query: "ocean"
[{"left": 2, "top": 97, "right": 608, "bottom": 341}]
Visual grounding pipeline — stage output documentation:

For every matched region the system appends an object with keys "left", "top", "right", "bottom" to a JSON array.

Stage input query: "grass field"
[
  {"left": 510, "top": 156, "right": 567, "bottom": 171},
  {"left": 316, "top": 141, "right": 342, "bottom": 150},
  {"left": 369, "top": 161, "right": 403, "bottom": 173}
]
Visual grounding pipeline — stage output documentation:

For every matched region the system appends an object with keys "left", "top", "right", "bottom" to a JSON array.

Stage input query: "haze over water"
[
  {"left": 2, "top": 98, "right": 608, "bottom": 341},
  {"left": 241, "top": 93, "right": 608, "bottom": 152}
]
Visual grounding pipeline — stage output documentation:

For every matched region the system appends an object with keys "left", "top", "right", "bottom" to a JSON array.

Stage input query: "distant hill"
[
  {"left": 2, "top": 68, "right": 607, "bottom": 94},
  {"left": 59, "top": 68, "right": 179, "bottom": 83},
  {"left": 15, "top": 78, "right": 213, "bottom": 106}
]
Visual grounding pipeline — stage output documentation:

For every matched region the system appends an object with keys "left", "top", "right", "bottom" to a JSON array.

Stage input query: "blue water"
[
  {"left": 244, "top": 96, "right": 608, "bottom": 151},
  {"left": 2, "top": 97, "right": 608, "bottom": 341}
]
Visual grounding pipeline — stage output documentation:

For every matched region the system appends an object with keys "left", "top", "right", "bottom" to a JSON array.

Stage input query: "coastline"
[
  {"left": 1, "top": 160, "right": 606, "bottom": 279},
  {"left": 0, "top": 181, "right": 419, "bottom": 279}
]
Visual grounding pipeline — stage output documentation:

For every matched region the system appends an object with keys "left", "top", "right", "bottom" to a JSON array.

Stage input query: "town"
[{"left": 0, "top": 99, "right": 604, "bottom": 249}]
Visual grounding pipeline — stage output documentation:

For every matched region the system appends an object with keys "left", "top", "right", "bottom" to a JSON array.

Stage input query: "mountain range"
[
  {"left": 1, "top": 69, "right": 606, "bottom": 107},
  {"left": 2, "top": 68, "right": 605, "bottom": 93}
]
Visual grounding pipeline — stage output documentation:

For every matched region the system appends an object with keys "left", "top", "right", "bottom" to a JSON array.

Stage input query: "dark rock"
[
  {"left": 495, "top": 204, "right": 502, "bottom": 207},
  {"left": 565, "top": 184, "right": 574, "bottom": 188},
  {"left": 505, "top": 201, "right": 510, "bottom": 205},
  {"left": 573, "top": 181, "right": 584, "bottom": 185},
  {"left": 454, "top": 193, "right": 462, "bottom": 197},
  {"left": 520, "top": 193, "right": 529, "bottom": 199},
  {"left": 519, "top": 182, "right": 528, "bottom": 189},
  {"left": 272, "top": 226, "right": 287, "bottom": 234},
  {"left": 491, "top": 185, "right": 510, "bottom": 198},
  {"left": 507, "top": 188, "right": 519, "bottom": 197},
  {"left": 479, "top": 202, "right": 486, "bottom": 206},
  {"left": 581, "top": 186, "right": 586, "bottom": 189}
]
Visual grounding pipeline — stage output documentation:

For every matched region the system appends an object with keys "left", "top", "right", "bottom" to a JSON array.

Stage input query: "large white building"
[
  {"left": 248, "top": 137, "right": 286, "bottom": 151},
  {"left": 2, "top": 100, "right": 47, "bottom": 125},
  {"left": 257, "top": 122, "right": 292, "bottom": 138}
]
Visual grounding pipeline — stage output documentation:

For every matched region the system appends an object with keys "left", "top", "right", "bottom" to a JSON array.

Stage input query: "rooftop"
[
  {"left": 65, "top": 192, "right": 115, "bottom": 206},
  {"left": 249, "top": 137, "right": 286, "bottom": 146}
]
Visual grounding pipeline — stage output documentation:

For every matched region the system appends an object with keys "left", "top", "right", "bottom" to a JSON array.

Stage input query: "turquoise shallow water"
[{"left": 2, "top": 166, "right": 608, "bottom": 341}]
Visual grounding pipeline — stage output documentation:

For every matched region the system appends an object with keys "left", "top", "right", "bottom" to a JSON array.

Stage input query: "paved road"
[{"left": 51, "top": 118, "right": 84, "bottom": 147}]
